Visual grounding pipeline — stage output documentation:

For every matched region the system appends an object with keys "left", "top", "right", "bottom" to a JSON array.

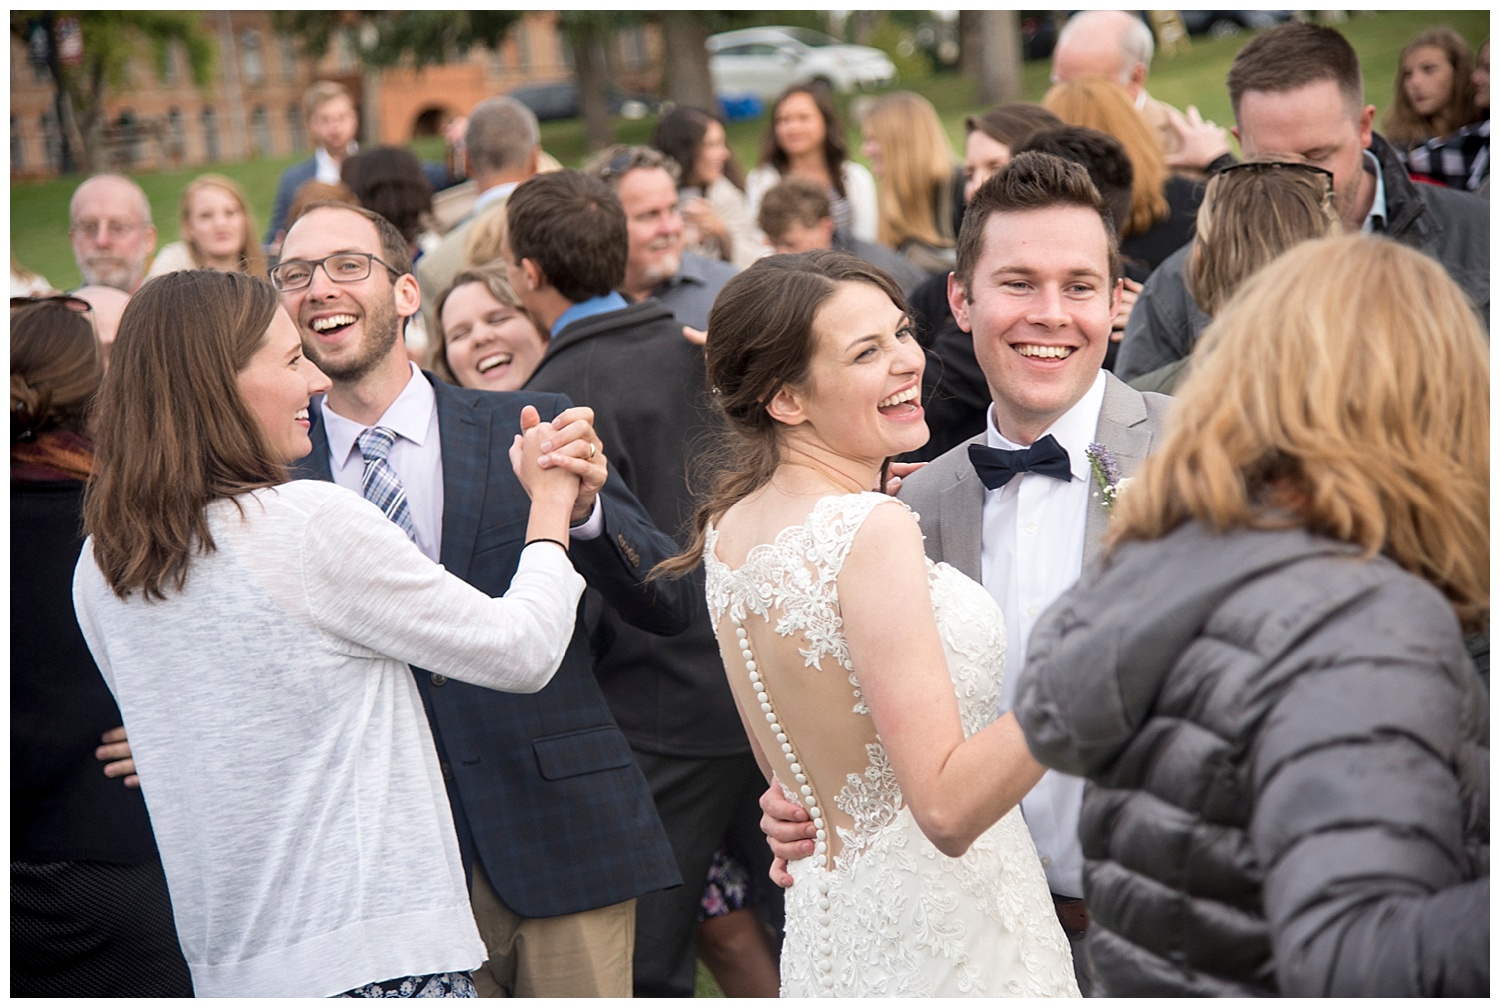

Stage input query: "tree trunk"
[
  {"left": 572, "top": 31, "right": 614, "bottom": 153},
  {"left": 976, "top": 10, "right": 1023, "bottom": 106},
  {"left": 656, "top": 13, "right": 715, "bottom": 112},
  {"left": 958, "top": 10, "right": 982, "bottom": 79}
]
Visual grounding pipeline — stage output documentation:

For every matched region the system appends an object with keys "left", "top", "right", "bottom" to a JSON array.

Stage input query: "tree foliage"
[
  {"left": 10, "top": 10, "right": 214, "bottom": 174},
  {"left": 272, "top": 12, "right": 522, "bottom": 71}
]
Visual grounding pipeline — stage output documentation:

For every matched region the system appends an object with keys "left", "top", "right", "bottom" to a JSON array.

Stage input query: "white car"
[{"left": 707, "top": 26, "right": 897, "bottom": 101}]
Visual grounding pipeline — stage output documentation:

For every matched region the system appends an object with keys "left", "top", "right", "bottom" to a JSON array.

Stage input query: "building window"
[
  {"left": 251, "top": 105, "right": 272, "bottom": 157},
  {"left": 41, "top": 110, "right": 61, "bottom": 170},
  {"left": 337, "top": 28, "right": 358, "bottom": 74},
  {"left": 618, "top": 25, "right": 648, "bottom": 70},
  {"left": 286, "top": 104, "right": 303, "bottom": 152},
  {"left": 162, "top": 41, "right": 180, "bottom": 85},
  {"left": 202, "top": 106, "right": 220, "bottom": 162},
  {"left": 28, "top": 23, "right": 51, "bottom": 83},
  {"left": 241, "top": 30, "right": 264, "bottom": 86},
  {"left": 279, "top": 34, "right": 298, "bottom": 82},
  {"left": 516, "top": 23, "right": 531, "bottom": 71},
  {"left": 11, "top": 115, "right": 23, "bottom": 171},
  {"left": 113, "top": 110, "right": 142, "bottom": 170},
  {"left": 165, "top": 106, "right": 185, "bottom": 162}
]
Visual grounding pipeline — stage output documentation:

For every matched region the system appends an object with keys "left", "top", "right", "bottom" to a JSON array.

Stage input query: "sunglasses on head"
[
  {"left": 11, "top": 294, "right": 93, "bottom": 315},
  {"left": 1216, "top": 160, "right": 1335, "bottom": 189}
]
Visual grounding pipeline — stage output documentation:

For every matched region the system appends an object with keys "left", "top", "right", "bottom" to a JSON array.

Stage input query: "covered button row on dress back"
[{"left": 733, "top": 617, "right": 837, "bottom": 991}]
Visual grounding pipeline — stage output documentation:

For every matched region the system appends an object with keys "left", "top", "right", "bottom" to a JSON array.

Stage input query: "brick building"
[{"left": 10, "top": 12, "right": 661, "bottom": 180}]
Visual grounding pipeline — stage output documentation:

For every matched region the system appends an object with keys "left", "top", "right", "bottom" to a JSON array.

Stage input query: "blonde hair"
[
  {"left": 179, "top": 174, "right": 267, "bottom": 278},
  {"left": 1110, "top": 234, "right": 1488, "bottom": 631},
  {"left": 1186, "top": 159, "right": 1340, "bottom": 316},
  {"left": 303, "top": 80, "right": 351, "bottom": 121},
  {"left": 461, "top": 202, "right": 510, "bottom": 272},
  {"left": 861, "top": 92, "right": 955, "bottom": 250},
  {"left": 1043, "top": 76, "right": 1167, "bottom": 236}
]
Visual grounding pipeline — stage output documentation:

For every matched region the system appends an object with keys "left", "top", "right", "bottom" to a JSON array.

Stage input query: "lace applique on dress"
[{"left": 704, "top": 493, "right": 1078, "bottom": 998}]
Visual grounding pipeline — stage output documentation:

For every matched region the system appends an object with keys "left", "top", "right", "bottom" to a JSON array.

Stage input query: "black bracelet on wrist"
[{"left": 525, "top": 537, "right": 570, "bottom": 554}]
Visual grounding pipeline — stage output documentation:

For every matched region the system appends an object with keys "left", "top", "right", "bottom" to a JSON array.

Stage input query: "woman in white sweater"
[
  {"left": 72, "top": 269, "right": 588, "bottom": 998},
  {"left": 744, "top": 83, "right": 877, "bottom": 244}
]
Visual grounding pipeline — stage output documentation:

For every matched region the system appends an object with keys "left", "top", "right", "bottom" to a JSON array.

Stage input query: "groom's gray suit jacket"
[{"left": 898, "top": 371, "right": 1173, "bottom": 589}]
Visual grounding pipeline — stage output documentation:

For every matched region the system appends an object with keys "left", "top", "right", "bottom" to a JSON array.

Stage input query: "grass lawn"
[{"left": 12, "top": 11, "right": 1489, "bottom": 291}]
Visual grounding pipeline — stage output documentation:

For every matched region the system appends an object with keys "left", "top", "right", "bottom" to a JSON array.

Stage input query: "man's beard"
[
  {"left": 80, "top": 254, "right": 141, "bottom": 292},
  {"left": 641, "top": 248, "right": 682, "bottom": 285},
  {"left": 304, "top": 296, "right": 403, "bottom": 383}
]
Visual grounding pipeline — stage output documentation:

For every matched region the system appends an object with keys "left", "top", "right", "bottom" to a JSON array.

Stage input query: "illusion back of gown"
[{"left": 705, "top": 493, "right": 1076, "bottom": 997}]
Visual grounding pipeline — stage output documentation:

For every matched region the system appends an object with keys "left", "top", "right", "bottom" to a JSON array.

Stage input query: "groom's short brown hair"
[{"left": 954, "top": 151, "right": 1122, "bottom": 297}]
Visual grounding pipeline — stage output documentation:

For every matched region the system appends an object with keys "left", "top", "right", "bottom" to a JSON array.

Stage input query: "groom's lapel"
[
  {"left": 939, "top": 442, "right": 986, "bottom": 584},
  {"left": 1083, "top": 375, "right": 1155, "bottom": 565}
]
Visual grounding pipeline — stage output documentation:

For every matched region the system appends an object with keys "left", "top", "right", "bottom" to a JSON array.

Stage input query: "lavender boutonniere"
[{"left": 1085, "top": 443, "right": 1131, "bottom": 511}]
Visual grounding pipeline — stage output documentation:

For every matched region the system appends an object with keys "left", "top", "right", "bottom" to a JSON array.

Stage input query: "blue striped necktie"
[{"left": 356, "top": 426, "right": 416, "bottom": 540}]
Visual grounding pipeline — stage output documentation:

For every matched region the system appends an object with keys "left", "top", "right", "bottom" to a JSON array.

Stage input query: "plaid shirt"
[{"left": 1401, "top": 120, "right": 1490, "bottom": 193}]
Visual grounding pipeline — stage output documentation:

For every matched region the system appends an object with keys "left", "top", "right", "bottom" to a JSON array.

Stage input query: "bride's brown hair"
[{"left": 653, "top": 249, "right": 908, "bottom": 579}]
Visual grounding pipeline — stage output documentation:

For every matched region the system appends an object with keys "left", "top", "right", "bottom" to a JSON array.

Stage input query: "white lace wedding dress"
[{"left": 705, "top": 493, "right": 1078, "bottom": 998}]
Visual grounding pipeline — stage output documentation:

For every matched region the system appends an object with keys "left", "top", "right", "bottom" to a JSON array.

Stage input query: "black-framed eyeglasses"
[
  {"left": 1216, "top": 159, "right": 1335, "bottom": 192},
  {"left": 268, "top": 252, "right": 401, "bottom": 292},
  {"left": 11, "top": 294, "right": 93, "bottom": 315}
]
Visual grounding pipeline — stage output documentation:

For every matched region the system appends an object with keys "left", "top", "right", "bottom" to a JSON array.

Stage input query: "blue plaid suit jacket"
[{"left": 292, "top": 373, "right": 684, "bottom": 917}]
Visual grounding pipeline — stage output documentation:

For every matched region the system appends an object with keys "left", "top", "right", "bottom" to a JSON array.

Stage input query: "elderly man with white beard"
[{"left": 69, "top": 175, "right": 157, "bottom": 294}]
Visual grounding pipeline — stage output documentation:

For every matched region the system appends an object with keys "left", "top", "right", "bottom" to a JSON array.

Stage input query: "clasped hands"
[{"left": 509, "top": 404, "right": 609, "bottom": 524}]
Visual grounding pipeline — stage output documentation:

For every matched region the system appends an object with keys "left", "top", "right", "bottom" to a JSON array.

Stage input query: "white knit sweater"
[{"left": 73, "top": 479, "right": 584, "bottom": 997}]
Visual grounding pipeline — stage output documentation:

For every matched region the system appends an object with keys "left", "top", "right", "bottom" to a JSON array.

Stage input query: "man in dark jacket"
[
  {"left": 507, "top": 170, "right": 781, "bottom": 998},
  {"left": 1117, "top": 22, "right": 1490, "bottom": 383}
]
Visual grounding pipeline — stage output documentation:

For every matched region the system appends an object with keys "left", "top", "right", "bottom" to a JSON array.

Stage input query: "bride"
[{"left": 657, "top": 250, "right": 1076, "bottom": 997}]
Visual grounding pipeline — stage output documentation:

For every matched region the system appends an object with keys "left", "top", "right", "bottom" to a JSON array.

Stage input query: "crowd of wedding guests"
[{"left": 12, "top": 13, "right": 1488, "bottom": 999}]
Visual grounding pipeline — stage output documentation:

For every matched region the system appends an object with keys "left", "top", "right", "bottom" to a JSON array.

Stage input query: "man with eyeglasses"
[
  {"left": 271, "top": 199, "right": 688, "bottom": 997},
  {"left": 1117, "top": 21, "right": 1490, "bottom": 383},
  {"left": 68, "top": 174, "right": 157, "bottom": 294}
]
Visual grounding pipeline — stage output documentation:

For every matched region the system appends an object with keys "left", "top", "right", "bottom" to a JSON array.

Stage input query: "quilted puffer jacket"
[{"left": 1014, "top": 522, "right": 1488, "bottom": 996}]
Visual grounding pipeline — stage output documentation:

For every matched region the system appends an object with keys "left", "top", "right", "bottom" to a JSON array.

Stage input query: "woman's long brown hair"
[{"left": 83, "top": 270, "right": 288, "bottom": 600}]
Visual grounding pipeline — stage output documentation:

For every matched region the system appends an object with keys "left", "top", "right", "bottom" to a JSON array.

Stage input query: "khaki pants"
[{"left": 468, "top": 867, "right": 635, "bottom": 998}]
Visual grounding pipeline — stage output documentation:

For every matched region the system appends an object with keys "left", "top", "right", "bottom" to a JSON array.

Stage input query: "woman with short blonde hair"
[{"left": 1017, "top": 234, "right": 1488, "bottom": 996}]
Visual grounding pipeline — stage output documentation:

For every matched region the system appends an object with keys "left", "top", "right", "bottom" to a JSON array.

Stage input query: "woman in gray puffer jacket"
[{"left": 1015, "top": 234, "right": 1488, "bottom": 997}]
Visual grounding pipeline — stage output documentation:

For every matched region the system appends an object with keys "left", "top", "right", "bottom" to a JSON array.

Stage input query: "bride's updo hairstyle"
[{"left": 654, "top": 249, "right": 908, "bottom": 579}]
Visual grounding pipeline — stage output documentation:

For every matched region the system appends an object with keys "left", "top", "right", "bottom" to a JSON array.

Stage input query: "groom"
[{"left": 762, "top": 152, "right": 1172, "bottom": 994}]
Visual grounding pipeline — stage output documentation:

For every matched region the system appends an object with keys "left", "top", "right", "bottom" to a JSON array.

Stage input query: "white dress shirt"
[
  {"left": 313, "top": 142, "right": 355, "bottom": 185},
  {"left": 321, "top": 363, "right": 446, "bottom": 562},
  {"left": 979, "top": 370, "right": 1107, "bottom": 898}
]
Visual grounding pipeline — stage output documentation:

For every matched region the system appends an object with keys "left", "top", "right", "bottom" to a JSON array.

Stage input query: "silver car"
[{"left": 707, "top": 26, "right": 897, "bottom": 101}]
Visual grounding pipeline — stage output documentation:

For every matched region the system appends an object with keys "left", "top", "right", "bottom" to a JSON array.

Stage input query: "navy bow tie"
[{"left": 968, "top": 435, "right": 1073, "bottom": 490}]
